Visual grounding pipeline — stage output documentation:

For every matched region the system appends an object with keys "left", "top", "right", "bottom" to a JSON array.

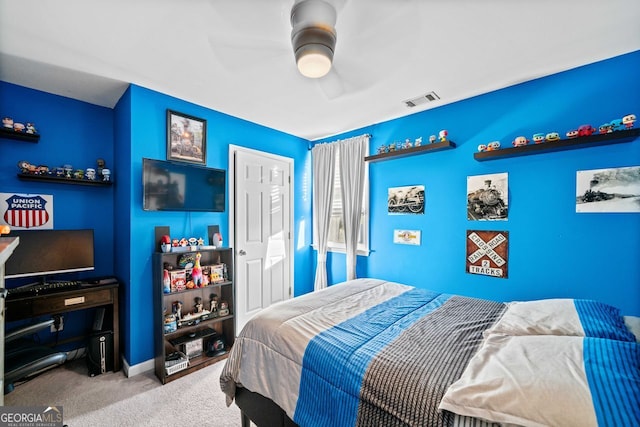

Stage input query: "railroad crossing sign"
[{"left": 466, "top": 230, "right": 509, "bottom": 278}]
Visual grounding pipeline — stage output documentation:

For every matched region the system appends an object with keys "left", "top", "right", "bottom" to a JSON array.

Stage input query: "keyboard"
[{"left": 6, "top": 277, "right": 119, "bottom": 298}]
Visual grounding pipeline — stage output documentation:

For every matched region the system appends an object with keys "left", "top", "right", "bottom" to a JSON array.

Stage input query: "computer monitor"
[{"left": 4, "top": 229, "right": 95, "bottom": 280}]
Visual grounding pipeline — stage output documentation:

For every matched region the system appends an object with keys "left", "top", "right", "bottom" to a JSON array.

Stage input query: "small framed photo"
[{"left": 167, "top": 109, "right": 207, "bottom": 164}]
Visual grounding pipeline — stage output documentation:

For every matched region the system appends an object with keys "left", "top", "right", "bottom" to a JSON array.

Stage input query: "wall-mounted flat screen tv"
[{"left": 142, "top": 158, "right": 226, "bottom": 212}]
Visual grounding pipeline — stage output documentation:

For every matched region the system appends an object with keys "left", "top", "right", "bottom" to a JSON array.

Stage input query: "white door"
[{"left": 232, "top": 147, "right": 293, "bottom": 334}]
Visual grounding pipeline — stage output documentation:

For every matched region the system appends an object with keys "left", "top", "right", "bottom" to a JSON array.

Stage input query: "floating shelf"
[
  {"left": 474, "top": 128, "right": 640, "bottom": 161},
  {"left": 0, "top": 127, "right": 40, "bottom": 143},
  {"left": 17, "top": 173, "right": 113, "bottom": 186},
  {"left": 365, "top": 140, "right": 456, "bottom": 162}
]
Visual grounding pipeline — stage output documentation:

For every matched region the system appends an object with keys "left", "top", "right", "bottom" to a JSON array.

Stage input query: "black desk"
[{"left": 5, "top": 283, "right": 120, "bottom": 372}]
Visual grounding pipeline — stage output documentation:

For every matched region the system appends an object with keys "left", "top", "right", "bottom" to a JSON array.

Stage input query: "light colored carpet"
[{"left": 4, "top": 357, "right": 241, "bottom": 427}]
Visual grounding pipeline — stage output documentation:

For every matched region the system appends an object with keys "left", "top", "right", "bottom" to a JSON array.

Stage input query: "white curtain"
[
  {"left": 311, "top": 142, "right": 336, "bottom": 291},
  {"left": 338, "top": 135, "right": 369, "bottom": 280}
]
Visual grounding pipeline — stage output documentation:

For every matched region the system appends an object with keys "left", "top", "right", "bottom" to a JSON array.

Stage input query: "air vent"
[{"left": 403, "top": 91, "right": 440, "bottom": 108}]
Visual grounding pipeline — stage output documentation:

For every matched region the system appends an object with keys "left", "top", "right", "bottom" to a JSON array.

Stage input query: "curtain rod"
[{"left": 309, "top": 133, "right": 372, "bottom": 150}]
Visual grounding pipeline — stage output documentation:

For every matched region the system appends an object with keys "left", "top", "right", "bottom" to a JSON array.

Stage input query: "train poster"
[
  {"left": 576, "top": 166, "right": 640, "bottom": 213},
  {"left": 467, "top": 173, "right": 508, "bottom": 220},
  {"left": 388, "top": 185, "right": 424, "bottom": 214},
  {"left": 466, "top": 230, "right": 509, "bottom": 279}
]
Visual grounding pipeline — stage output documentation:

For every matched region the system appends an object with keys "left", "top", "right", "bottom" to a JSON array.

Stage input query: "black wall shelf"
[
  {"left": 474, "top": 128, "right": 640, "bottom": 161},
  {"left": 365, "top": 140, "right": 456, "bottom": 162},
  {"left": 0, "top": 127, "right": 40, "bottom": 143},
  {"left": 17, "top": 173, "right": 113, "bottom": 186}
]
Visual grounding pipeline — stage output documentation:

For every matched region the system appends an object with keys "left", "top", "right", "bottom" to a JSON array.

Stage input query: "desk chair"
[{"left": 4, "top": 319, "right": 67, "bottom": 393}]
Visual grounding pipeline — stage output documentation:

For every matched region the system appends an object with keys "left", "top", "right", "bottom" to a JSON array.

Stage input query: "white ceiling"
[{"left": 1, "top": 0, "right": 639, "bottom": 141}]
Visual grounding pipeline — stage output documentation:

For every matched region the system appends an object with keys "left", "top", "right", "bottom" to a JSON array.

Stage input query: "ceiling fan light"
[{"left": 296, "top": 45, "right": 333, "bottom": 78}]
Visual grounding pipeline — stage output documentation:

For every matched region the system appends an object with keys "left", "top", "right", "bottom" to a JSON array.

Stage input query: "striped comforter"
[
  {"left": 220, "top": 278, "right": 504, "bottom": 426},
  {"left": 220, "top": 278, "right": 640, "bottom": 427}
]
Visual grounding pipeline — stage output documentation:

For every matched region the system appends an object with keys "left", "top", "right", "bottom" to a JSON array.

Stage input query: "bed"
[{"left": 220, "top": 278, "right": 640, "bottom": 427}]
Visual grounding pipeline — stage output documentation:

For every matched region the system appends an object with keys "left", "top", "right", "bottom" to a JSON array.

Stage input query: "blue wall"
[
  {"left": 119, "top": 85, "right": 313, "bottom": 365},
  {"left": 1, "top": 81, "right": 116, "bottom": 341},
  {"left": 318, "top": 51, "right": 640, "bottom": 316},
  {"left": 1, "top": 81, "right": 313, "bottom": 367}
]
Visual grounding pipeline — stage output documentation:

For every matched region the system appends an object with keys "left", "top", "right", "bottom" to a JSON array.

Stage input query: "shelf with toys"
[
  {"left": 0, "top": 126, "right": 40, "bottom": 143},
  {"left": 474, "top": 116, "right": 638, "bottom": 161},
  {"left": 16, "top": 159, "right": 113, "bottom": 186},
  {"left": 17, "top": 173, "right": 113, "bottom": 186},
  {"left": 365, "top": 130, "right": 456, "bottom": 163},
  {"left": 152, "top": 227, "right": 234, "bottom": 384}
]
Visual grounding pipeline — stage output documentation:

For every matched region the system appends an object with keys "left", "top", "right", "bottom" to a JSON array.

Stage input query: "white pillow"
[
  {"left": 484, "top": 298, "right": 635, "bottom": 341},
  {"left": 624, "top": 315, "right": 640, "bottom": 342},
  {"left": 439, "top": 334, "right": 640, "bottom": 427}
]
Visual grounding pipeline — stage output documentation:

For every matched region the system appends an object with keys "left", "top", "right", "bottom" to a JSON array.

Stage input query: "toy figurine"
[
  {"left": 512, "top": 136, "right": 529, "bottom": 147},
  {"left": 404, "top": 139, "right": 412, "bottom": 149},
  {"left": 163, "top": 269, "right": 171, "bottom": 293},
  {"left": 85, "top": 168, "right": 96, "bottom": 180},
  {"left": 545, "top": 132, "right": 560, "bottom": 142},
  {"left": 209, "top": 293, "right": 219, "bottom": 316},
  {"left": 566, "top": 129, "right": 579, "bottom": 139},
  {"left": 477, "top": 144, "right": 487, "bottom": 152},
  {"left": 191, "top": 253, "right": 203, "bottom": 287},
  {"left": 622, "top": 113, "right": 636, "bottom": 129},
  {"left": 609, "top": 119, "right": 625, "bottom": 132},
  {"left": 219, "top": 301, "right": 229, "bottom": 317},
  {"left": 197, "top": 237, "right": 205, "bottom": 246},
  {"left": 25, "top": 123, "right": 37, "bottom": 134},
  {"left": 598, "top": 124, "right": 612, "bottom": 134},
  {"left": 194, "top": 297, "right": 204, "bottom": 314},
  {"left": 429, "top": 135, "right": 436, "bottom": 144},
  {"left": 577, "top": 124, "right": 596, "bottom": 136},
  {"left": 13, "top": 122, "right": 25, "bottom": 132},
  {"left": 102, "top": 168, "right": 111, "bottom": 182},
  {"left": 173, "top": 301, "right": 183, "bottom": 320},
  {"left": 438, "top": 130, "right": 448, "bottom": 142},
  {"left": 414, "top": 137, "right": 422, "bottom": 147},
  {"left": 2, "top": 117, "right": 13, "bottom": 128},
  {"left": 96, "top": 158, "right": 106, "bottom": 177},
  {"left": 487, "top": 141, "right": 501, "bottom": 151},
  {"left": 532, "top": 133, "right": 545, "bottom": 144},
  {"left": 63, "top": 164, "right": 73, "bottom": 178}
]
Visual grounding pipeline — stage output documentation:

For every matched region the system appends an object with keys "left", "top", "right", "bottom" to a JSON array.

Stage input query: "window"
[{"left": 323, "top": 149, "right": 370, "bottom": 255}]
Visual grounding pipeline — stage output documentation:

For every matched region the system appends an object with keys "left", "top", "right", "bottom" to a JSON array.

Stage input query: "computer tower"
[{"left": 87, "top": 331, "right": 113, "bottom": 376}]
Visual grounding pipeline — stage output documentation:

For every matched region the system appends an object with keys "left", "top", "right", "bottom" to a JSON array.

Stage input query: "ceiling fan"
[
  {"left": 204, "top": 0, "right": 417, "bottom": 100},
  {"left": 290, "top": 0, "right": 338, "bottom": 78}
]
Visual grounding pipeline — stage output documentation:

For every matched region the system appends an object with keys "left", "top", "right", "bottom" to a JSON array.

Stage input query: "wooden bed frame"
[{"left": 235, "top": 387, "right": 299, "bottom": 427}]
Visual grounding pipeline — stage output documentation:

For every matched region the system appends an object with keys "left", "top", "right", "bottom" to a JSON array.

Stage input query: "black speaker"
[
  {"left": 206, "top": 335, "right": 227, "bottom": 357},
  {"left": 87, "top": 331, "right": 114, "bottom": 376}
]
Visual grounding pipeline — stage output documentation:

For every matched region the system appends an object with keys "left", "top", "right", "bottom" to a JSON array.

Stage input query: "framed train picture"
[
  {"left": 467, "top": 173, "right": 508, "bottom": 220},
  {"left": 388, "top": 185, "right": 425, "bottom": 214},
  {"left": 576, "top": 166, "right": 640, "bottom": 213}
]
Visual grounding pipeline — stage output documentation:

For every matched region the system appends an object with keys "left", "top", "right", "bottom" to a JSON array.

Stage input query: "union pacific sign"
[{"left": 1, "top": 193, "right": 53, "bottom": 229}]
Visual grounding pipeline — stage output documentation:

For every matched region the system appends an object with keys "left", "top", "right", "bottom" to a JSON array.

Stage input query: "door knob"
[{"left": 238, "top": 249, "right": 246, "bottom": 256}]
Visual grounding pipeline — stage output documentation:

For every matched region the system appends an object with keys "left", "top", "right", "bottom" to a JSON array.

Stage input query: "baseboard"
[{"left": 123, "top": 357, "right": 154, "bottom": 378}]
